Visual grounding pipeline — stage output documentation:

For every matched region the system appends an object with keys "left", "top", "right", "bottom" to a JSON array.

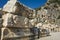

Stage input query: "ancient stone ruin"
[{"left": 0, "top": 0, "right": 35, "bottom": 40}]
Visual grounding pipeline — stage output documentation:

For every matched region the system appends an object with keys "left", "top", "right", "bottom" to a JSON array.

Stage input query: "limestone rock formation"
[
  {"left": 2, "top": 13, "right": 14, "bottom": 27},
  {"left": 3, "top": 28, "right": 32, "bottom": 38},
  {"left": 2, "top": 13, "right": 32, "bottom": 28},
  {"left": 3, "top": 0, "right": 17, "bottom": 12},
  {"left": 0, "top": 0, "right": 34, "bottom": 40},
  {"left": 13, "top": 15, "right": 32, "bottom": 28},
  {"left": 37, "top": 0, "right": 60, "bottom": 25},
  {"left": 2, "top": 0, "right": 34, "bottom": 18},
  {"left": 35, "top": 0, "right": 60, "bottom": 30}
]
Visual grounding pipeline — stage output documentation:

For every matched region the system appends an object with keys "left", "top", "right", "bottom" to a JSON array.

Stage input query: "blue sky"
[{"left": 0, "top": 0, "right": 47, "bottom": 9}]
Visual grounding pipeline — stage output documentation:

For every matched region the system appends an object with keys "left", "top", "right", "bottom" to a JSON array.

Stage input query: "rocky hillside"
[{"left": 36, "top": 0, "right": 60, "bottom": 25}]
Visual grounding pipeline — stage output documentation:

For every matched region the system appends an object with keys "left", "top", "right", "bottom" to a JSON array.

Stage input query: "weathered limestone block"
[
  {"left": 2, "top": 0, "right": 34, "bottom": 18},
  {"left": 2, "top": 13, "right": 32, "bottom": 28},
  {"left": 35, "top": 23, "right": 43, "bottom": 28},
  {"left": 3, "top": 0, "right": 17, "bottom": 12},
  {"left": 13, "top": 15, "right": 32, "bottom": 28},
  {"left": 29, "top": 18, "right": 37, "bottom": 26},
  {"left": 3, "top": 28, "right": 32, "bottom": 38},
  {"left": 2, "top": 13, "right": 14, "bottom": 27}
]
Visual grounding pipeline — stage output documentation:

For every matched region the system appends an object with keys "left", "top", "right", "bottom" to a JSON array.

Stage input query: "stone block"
[{"left": 3, "top": 28, "right": 32, "bottom": 38}]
